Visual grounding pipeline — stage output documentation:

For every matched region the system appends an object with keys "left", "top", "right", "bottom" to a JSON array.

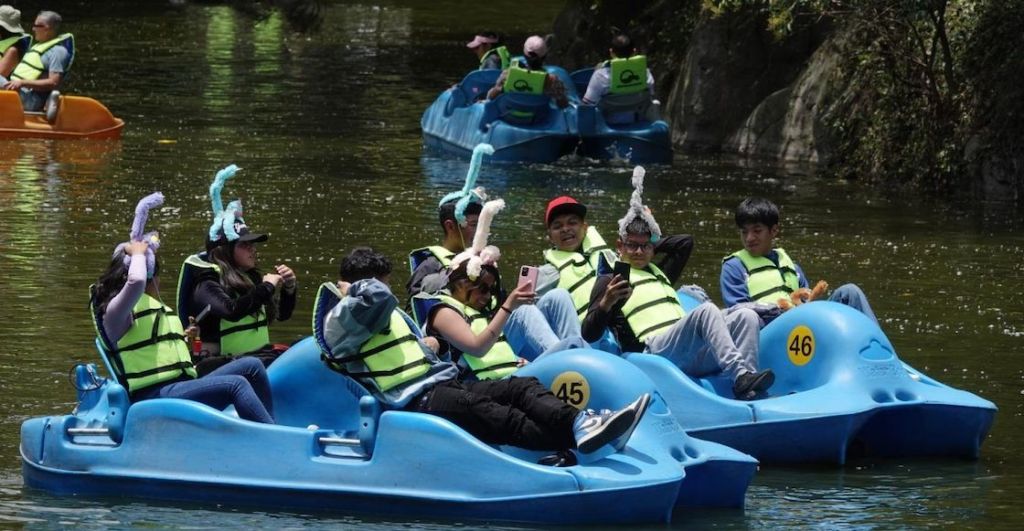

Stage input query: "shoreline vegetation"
[{"left": 549, "top": 0, "right": 1022, "bottom": 205}]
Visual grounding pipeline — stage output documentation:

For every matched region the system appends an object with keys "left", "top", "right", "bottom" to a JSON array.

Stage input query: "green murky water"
[{"left": 1, "top": 1, "right": 1022, "bottom": 528}]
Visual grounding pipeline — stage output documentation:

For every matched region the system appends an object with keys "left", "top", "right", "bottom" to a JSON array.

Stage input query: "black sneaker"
[{"left": 732, "top": 369, "right": 775, "bottom": 399}]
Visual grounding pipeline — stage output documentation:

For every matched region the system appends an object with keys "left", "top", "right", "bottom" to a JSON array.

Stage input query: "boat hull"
[
  {"left": 0, "top": 91, "right": 123, "bottom": 140},
  {"left": 629, "top": 300, "right": 997, "bottom": 465}
]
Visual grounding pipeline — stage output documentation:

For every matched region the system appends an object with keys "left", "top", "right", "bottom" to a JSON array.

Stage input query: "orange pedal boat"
[{"left": 0, "top": 91, "right": 123, "bottom": 140}]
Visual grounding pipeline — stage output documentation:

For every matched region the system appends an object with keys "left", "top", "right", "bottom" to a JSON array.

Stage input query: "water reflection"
[{"left": 0, "top": 1, "right": 1021, "bottom": 529}]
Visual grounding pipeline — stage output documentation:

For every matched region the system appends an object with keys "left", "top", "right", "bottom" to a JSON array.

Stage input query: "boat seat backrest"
[
  {"left": 264, "top": 283, "right": 377, "bottom": 431},
  {"left": 492, "top": 92, "right": 551, "bottom": 125},
  {"left": 459, "top": 69, "right": 501, "bottom": 103},
  {"left": 88, "top": 285, "right": 126, "bottom": 386},
  {"left": 598, "top": 91, "right": 656, "bottom": 124},
  {"left": 569, "top": 67, "right": 595, "bottom": 98}
]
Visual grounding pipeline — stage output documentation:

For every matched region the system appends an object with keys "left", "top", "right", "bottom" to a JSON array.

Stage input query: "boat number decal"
[
  {"left": 787, "top": 325, "right": 815, "bottom": 366},
  {"left": 552, "top": 371, "right": 590, "bottom": 409}
]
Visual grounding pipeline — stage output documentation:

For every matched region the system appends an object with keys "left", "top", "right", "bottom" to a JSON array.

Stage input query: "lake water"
[{"left": 1, "top": 1, "right": 1022, "bottom": 528}]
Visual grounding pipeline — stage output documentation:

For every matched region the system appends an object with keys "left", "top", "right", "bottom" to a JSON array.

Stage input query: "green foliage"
[{"left": 708, "top": 0, "right": 1020, "bottom": 198}]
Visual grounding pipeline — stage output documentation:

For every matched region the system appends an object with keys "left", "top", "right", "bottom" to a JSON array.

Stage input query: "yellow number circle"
[
  {"left": 786, "top": 325, "right": 816, "bottom": 366},
  {"left": 551, "top": 371, "right": 591, "bottom": 409}
]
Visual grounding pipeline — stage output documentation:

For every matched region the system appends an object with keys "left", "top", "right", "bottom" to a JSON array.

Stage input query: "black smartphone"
[{"left": 613, "top": 261, "right": 630, "bottom": 282}]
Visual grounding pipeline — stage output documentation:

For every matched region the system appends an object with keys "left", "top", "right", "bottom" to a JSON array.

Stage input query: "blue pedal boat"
[
  {"left": 627, "top": 297, "right": 997, "bottom": 465},
  {"left": 568, "top": 68, "right": 673, "bottom": 164},
  {"left": 420, "top": 68, "right": 576, "bottom": 164},
  {"left": 20, "top": 288, "right": 757, "bottom": 524}
]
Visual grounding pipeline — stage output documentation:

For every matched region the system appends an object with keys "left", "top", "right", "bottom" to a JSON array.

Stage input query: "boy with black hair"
[
  {"left": 323, "top": 247, "right": 651, "bottom": 455},
  {"left": 720, "top": 197, "right": 877, "bottom": 322},
  {"left": 406, "top": 199, "right": 483, "bottom": 299}
]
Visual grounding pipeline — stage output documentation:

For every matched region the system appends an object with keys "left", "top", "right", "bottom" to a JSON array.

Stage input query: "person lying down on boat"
[{"left": 322, "top": 247, "right": 651, "bottom": 455}]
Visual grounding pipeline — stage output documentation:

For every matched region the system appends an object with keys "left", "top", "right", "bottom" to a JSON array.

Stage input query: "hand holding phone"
[
  {"left": 613, "top": 261, "right": 631, "bottom": 282},
  {"left": 517, "top": 265, "right": 539, "bottom": 291}
]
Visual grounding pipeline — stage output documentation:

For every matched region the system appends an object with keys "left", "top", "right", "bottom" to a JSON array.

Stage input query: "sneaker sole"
[
  {"left": 612, "top": 393, "right": 652, "bottom": 452},
  {"left": 577, "top": 403, "right": 641, "bottom": 454}
]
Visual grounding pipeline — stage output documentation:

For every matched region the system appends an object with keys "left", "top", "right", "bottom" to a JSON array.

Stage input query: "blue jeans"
[
  {"left": 503, "top": 288, "right": 585, "bottom": 361},
  {"left": 644, "top": 302, "right": 760, "bottom": 381},
  {"left": 133, "top": 357, "right": 275, "bottom": 424},
  {"left": 829, "top": 283, "right": 878, "bottom": 323}
]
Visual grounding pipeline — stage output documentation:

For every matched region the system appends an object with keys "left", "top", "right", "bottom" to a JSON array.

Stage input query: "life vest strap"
[
  {"left": 339, "top": 334, "right": 418, "bottom": 364},
  {"left": 555, "top": 257, "right": 588, "bottom": 271},
  {"left": 346, "top": 358, "right": 431, "bottom": 379},
  {"left": 471, "top": 360, "right": 519, "bottom": 375},
  {"left": 565, "top": 270, "right": 596, "bottom": 294},
  {"left": 635, "top": 320, "right": 677, "bottom": 340},
  {"left": 121, "top": 360, "right": 194, "bottom": 380},
  {"left": 117, "top": 332, "right": 186, "bottom": 353},
  {"left": 221, "top": 317, "right": 270, "bottom": 336},
  {"left": 623, "top": 296, "right": 679, "bottom": 319},
  {"left": 750, "top": 285, "right": 793, "bottom": 302}
]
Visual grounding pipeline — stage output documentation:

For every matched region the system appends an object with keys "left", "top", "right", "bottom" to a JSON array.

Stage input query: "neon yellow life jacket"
[
  {"left": 11, "top": 33, "right": 74, "bottom": 81},
  {"left": 179, "top": 254, "right": 271, "bottom": 356},
  {"left": 323, "top": 291, "right": 431, "bottom": 391},
  {"left": 0, "top": 34, "right": 29, "bottom": 55},
  {"left": 434, "top": 294, "right": 518, "bottom": 380},
  {"left": 503, "top": 64, "right": 546, "bottom": 95},
  {"left": 542, "top": 226, "right": 614, "bottom": 319},
  {"left": 621, "top": 263, "right": 686, "bottom": 343},
  {"left": 608, "top": 55, "right": 647, "bottom": 95},
  {"left": 480, "top": 45, "right": 511, "bottom": 70},
  {"left": 113, "top": 294, "right": 197, "bottom": 393},
  {"left": 726, "top": 248, "right": 800, "bottom": 304}
]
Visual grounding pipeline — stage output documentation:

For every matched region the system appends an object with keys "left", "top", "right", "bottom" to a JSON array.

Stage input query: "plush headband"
[
  {"left": 113, "top": 192, "right": 164, "bottom": 278},
  {"left": 220, "top": 199, "right": 244, "bottom": 241},
  {"left": 617, "top": 165, "right": 661, "bottom": 242},
  {"left": 451, "top": 198, "right": 505, "bottom": 280},
  {"left": 438, "top": 143, "right": 493, "bottom": 226},
  {"left": 208, "top": 164, "right": 240, "bottom": 241}
]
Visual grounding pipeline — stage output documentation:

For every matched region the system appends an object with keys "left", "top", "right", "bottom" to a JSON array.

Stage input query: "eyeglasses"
[
  {"left": 32, "top": 23, "right": 48, "bottom": 28},
  {"left": 623, "top": 241, "right": 654, "bottom": 252}
]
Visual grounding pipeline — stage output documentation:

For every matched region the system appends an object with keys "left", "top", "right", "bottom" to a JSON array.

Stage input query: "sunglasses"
[{"left": 623, "top": 241, "right": 654, "bottom": 252}]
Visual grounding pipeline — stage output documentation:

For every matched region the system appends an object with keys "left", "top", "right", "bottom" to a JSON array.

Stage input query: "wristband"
[{"left": 499, "top": 306, "right": 512, "bottom": 315}]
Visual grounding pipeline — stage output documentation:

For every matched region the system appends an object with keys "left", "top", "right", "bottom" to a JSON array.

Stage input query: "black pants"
[{"left": 407, "top": 376, "right": 579, "bottom": 451}]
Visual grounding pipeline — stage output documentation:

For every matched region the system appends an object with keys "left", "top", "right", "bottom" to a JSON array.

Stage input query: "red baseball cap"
[{"left": 545, "top": 196, "right": 587, "bottom": 226}]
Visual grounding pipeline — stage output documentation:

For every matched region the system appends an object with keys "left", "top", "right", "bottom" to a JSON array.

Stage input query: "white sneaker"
[{"left": 573, "top": 393, "right": 651, "bottom": 454}]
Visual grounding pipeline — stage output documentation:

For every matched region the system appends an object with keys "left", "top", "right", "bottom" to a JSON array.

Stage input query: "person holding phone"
[
  {"left": 538, "top": 196, "right": 694, "bottom": 321},
  {"left": 422, "top": 199, "right": 585, "bottom": 379},
  {"left": 581, "top": 167, "right": 774, "bottom": 400},
  {"left": 324, "top": 247, "right": 651, "bottom": 455}
]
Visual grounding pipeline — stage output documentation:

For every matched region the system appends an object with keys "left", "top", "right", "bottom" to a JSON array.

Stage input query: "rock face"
[{"left": 551, "top": 2, "right": 835, "bottom": 163}]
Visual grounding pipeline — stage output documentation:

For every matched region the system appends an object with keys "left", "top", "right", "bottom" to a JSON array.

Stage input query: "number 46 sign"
[{"left": 787, "top": 325, "right": 816, "bottom": 366}]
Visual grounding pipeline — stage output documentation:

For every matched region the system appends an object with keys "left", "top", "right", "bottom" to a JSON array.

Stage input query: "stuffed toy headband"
[
  {"left": 207, "top": 164, "right": 249, "bottom": 243},
  {"left": 112, "top": 192, "right": 164, "bottom": 279},
  {"left": 451, "top": 198, "right": 505, "bottom": 281},
  {"left": 617, "top": 165, "right": 662, "bottom": 242},
  {"left": 438, "top": 143, "right": 493, "bottom": 226}
]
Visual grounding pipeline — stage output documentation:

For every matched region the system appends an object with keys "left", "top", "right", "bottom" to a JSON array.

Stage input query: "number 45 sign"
[
  {"left": 552, "top": 371, "right": 591, "bottom": 409},
  {"left": 787, "top": 325, "right": 816, "bottom": 366}
]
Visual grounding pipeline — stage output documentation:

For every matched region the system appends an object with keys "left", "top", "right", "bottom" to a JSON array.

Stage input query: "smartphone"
[
  {"left": 613, "top": 261, "right": 631, "bottom": 282},
  {"left": 193, "top": 304, "right": 212, "bottom": 323},
  {"left": 517, "top": 265, "right": 539, "bottom": 291}
]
